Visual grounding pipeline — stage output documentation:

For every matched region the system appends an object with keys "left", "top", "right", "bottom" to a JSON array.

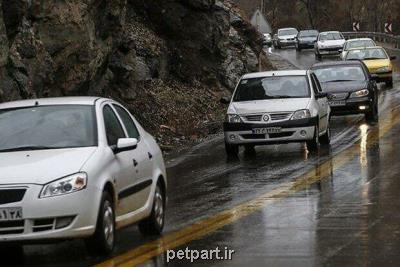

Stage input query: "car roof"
[
  {"left": 0, "top": 96, "right": 109, "bottom": 109},
  {"left": 346, "top": 38, "right": 374, "bottom": 42},
  {"left": 278, "top": 28, "right": 297, "bottom": 31},
  {"left": 311, "top": 60, "right": 363, "bottom": 69},
  {"left": 242, "top": 70, "right": 308, "bottom": 79},
  {"left": 319, "top": 31, "right": 341, "bottom": 34}
]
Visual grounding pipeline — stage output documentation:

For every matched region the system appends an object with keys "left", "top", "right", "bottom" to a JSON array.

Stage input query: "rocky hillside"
[{"left": 0, "top": 0, "right": 271, "bottom": 149}]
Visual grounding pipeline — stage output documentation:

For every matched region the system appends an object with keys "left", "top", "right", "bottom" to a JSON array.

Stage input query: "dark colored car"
[
  {"left": 310, "top": 61, "right": 378, "bottom": 122},
  {"left": 296, "top": 30, "right": 319, "bottom": 51}
]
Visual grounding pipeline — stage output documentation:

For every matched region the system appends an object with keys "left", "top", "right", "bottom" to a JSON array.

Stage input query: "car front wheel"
[
  {"left": 320, "top": 122, "right": 331, "bottom": 145},
  {"left": 225, "top": 142, "right": 239, "bottom": 156},
  {"left": 365, "top": 103, "right": 379, "bottom": 122},
  {"left": 85, "top": 191, "right": 115, "bottom": 255},
  {"left": 138, "top": 183, "right": 165, "bottom": 235},
  {"left": 307, "top": 125, "right": 320, "bottom": 151},
  {"left": 385, "top": 78, "right": 393, "bottom": 88}
]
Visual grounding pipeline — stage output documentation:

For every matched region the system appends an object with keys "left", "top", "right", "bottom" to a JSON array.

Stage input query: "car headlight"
[
  {"left": 39, "top": 172, "right": 88, "bottom": 198},
  {"left": 377, "top": 66, "right": 390, "bottom": 72},
  {"left": 291, "top": 109, "right": 311, "bottom": 120},
  {"left": 350, "top": 89, "right": 369, "bottom": 98},
  {"left": 225, "top": 114, "right": 242, "bottom": 123}
]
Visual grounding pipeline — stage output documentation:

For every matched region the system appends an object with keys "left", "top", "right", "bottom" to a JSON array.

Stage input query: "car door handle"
[
  {"left": 148, "top": 152, "right": 153, "bottom": 159},
  {"left": 133, "top": 159, "right": 138, "bottom": 167}
]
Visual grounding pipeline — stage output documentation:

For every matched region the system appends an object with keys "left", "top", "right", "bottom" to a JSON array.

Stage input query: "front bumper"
[
  {"left": 278, "top": 40, "right": 297, "bottom": 47},
  {"left": 371, "top": 71, "right": 393, "bottom": 82},
  {"left": 298, "top": 42, "right": 315, "bottom": 49},
  {"left": 318, "top": 47, "right": 342, "bottom": 55},
  {"left": 223, "top": 117, "right": 317, "bottom": 145},
  {"left": 329, "top": 97, "right": 373, "bottom": 115},
  {"left": 0, "top": 184, "right": 100, "bottom": 243}
]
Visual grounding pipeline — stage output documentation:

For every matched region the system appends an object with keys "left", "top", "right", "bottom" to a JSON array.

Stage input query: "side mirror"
[
  {"left": 390, "top": 56, "right": 397, "bottom": 60},
  {"left": 113, "top": 138, "right": 138, "bottom": 154},
  {"left": 316, "top": 92, "right": 328, "bottom": 99},
  {"left": 371, "top": 73, "right": 379, "bottom": 80},
  {"left": 220, "top": 96, "right": 231, "bottom": 104}
]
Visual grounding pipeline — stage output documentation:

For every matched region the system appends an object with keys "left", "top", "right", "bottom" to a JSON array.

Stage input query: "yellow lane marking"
[{"left": 97, "top": 109, "right": 400, "bottom": 267}]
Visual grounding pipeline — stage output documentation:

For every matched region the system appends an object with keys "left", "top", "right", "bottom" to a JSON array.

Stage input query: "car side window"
[
  {"left": 113, "top": 105, "right": 140, "bottom": 140},
  {"left": 309, "top": 74, "right": 319, "bottom": 95},
  {"left": 312, "top": 74, "right": 323, "bottom": 92},
  {"left": 103, "top": 105, "right": 126, "bottom": 146}
]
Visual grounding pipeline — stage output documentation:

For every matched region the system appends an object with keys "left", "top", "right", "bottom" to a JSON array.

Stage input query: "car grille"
[
  {"left": 243, "top": 113, "right": 292, "bottom": 122},
  {"left": 241, "top": 134, "right": 266, "bottom": 140},
  {"left": 244, "top": 115, "right": 263, "bottom": 122},
  {"left": 328, "top": 93, "right": 349, "bottom": 100},
  {"left": 0, "top": 189, "right": 26, "bottom": 205},
  {"left": 270, "top": 113, "right": 292, "bottom": 121},
  {"left": 0, "top": 220, "right": 25, "bottom": 235}
]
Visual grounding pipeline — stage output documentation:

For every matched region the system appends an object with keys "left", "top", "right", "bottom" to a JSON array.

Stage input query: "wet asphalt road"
[{"left": 2, "top": 48, "right": 400, "bottom": 267}]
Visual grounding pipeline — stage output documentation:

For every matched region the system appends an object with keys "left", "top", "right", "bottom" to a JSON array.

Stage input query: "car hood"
[
  {"left": 320, "top": 81, "right": 368, "bottom": 93},
  {"left": 319, "top": 40, "right": 345, "bottom": 46},
  {"left": 229, "top": 98, "right": 310, "bottom": 114},
  {"left": 0, "top": 147, "right": 97, "bottom": 185},
  {"left": 363, "top": 59, "right": 391, "bottom": 70}
]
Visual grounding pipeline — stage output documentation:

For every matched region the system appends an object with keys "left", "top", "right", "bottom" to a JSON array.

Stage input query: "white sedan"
[
  {"left": 315, "top": 31, "right": 346, "bottom": 59},
  {"left": 221, "top": 70, "right": 331, "bottom": 156},
  {"left": 0, "top": 97, "right": 167, "bottom": 254}
]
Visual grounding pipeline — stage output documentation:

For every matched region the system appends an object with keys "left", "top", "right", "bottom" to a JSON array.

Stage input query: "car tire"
[
  {"left": 320, "top": 121, "right": 331, "bottom": 145},
  {"left": 307, "top": 125, "right": 320, "bottom": 151},
  {"left": 365, "top": 103, "right": 379, "bottom": 122},
  {"left": 138, "top": 183, "right": 165, "bottom": 236},
  {"left": 225, "top": 142, "right": 239, "bottom": 156},
  {"left": 385, "top": 79, "right": 393, "bottom": 88},
  {"left": 85, "top": 191, "right": 115, "bottom": 255}
]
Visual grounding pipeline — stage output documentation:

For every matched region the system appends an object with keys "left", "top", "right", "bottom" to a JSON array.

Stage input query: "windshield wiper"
[
  {"left": 0, "top": 146, "right": 59, "bottom": 152},
  {"left": 363, "top": 57, "right": 384, "bottom": 60},
  {"left": 325, "top": 79, "right": 357, "bottom": 82},
  {"left": 266, "top": 95, "right": 294, "bottom": 99}
]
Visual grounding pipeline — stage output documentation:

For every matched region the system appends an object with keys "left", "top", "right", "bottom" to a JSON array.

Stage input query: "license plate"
[
  {"left": 329, "top": 101, "right": 346, "bottom": 107},
  {"left": 253, "top": 127, "right": 282, "bottom": 134},
  {"left": 0, "top": 207, "right": 23, "bottom": 221}
]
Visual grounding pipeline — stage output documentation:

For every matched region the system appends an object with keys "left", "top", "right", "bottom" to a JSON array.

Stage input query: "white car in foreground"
[
  {"left": 315, "top": 31, "right": 346, "bottom": 59},
  {"left": 221, "top": 70, "right": 331, "bottom": 156},
  {"left": 0, "top": 97, "right": 167, "bottom": 254}
]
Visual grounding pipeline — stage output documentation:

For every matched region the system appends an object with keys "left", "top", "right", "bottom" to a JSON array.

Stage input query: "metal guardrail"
[{"left": 342, "top": 32, "right": 400, "bottom": 49}]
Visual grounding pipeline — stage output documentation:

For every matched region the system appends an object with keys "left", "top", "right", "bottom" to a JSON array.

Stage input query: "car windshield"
[
  {"left": 0, "top": 105, "right": 97, "bottom": 152},
  {"left": 279, "top": 29, "right": 297, "bottom": 36},
  {"left": 233, "top": 76, "right": 310, "bottom": 102},
  {"left": 345, "top": 40, "right": 375, "bottom": 50},
  {"left": 313, "top": 66, "right": 366, "bottom": 83},
  {"left": 346, "top": 48, "right": 388, "bottom": 60},
  {"left": 299, "top": 30, "right": 318, "bottom": 37},
  {"left": 319, "top": 32, "right": 343, "bottom": 41}
]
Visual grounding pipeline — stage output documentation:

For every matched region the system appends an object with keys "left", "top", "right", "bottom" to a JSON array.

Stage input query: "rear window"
[{"left": 233, "top": 76, "right": 310, "bottom": 102}]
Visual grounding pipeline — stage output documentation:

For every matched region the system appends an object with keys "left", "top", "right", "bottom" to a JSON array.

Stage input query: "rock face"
[{"left": 0, "top": 0, "right": 272, "bottom": 147}]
